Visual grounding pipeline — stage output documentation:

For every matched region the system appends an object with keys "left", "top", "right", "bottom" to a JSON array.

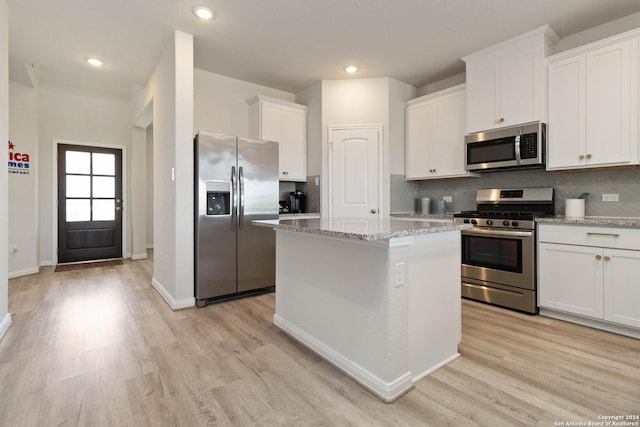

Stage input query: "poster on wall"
[{"left": 8, "top": 140, "right": 31, "bottom": 175}]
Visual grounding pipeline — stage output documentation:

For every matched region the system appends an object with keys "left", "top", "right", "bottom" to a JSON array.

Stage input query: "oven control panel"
[{"left": 454, "top": 217, "right": 535, "bottom": 230}]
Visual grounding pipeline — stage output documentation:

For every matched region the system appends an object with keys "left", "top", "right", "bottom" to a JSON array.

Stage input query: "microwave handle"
[{"left": 514, "top": 132, "right": 522, "bottom": 165}]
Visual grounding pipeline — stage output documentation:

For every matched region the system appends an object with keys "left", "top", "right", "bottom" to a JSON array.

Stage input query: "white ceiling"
[{"left": 7, "top": 0, "right": 640, "bottom": 94}]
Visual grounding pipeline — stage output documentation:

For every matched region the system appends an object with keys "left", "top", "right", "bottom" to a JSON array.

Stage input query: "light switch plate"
[{"left": 602, "top": 194, "right": 619, "bottom": 202}]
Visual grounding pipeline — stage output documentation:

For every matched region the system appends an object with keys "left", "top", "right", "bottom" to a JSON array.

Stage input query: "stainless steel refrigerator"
[{"left": 194, "top": 131, "right": 279, "bottom": 307}]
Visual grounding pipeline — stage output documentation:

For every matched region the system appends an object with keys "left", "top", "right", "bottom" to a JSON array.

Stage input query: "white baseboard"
[
  {"left": 540, "top": 308, "right": 640, "bottom": 339},
  {"left": 0, "top": 313, "right": 12, "bottom": 342},
  {"left": 273, "top": 314, "right": 414, "bottom": 402},
  {"left": 8, "top": 266, "right": 40, "bottom": 279},
  {"left": 151, "top": 277, "right": 194, "bottom": 310},
  {"left": 131, "top": 253, "right": 148, "bottom": 260},
  {"left": 412, "top": 353, "right": 460, "bottom": 383},
  {"left": 40, "top": 260, "right": 54, "bottom": 267}
]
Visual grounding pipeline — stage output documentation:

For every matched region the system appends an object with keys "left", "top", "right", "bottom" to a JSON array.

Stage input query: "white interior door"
[{"left": 329, "top": 126, "right": 380, "bottom": 218}]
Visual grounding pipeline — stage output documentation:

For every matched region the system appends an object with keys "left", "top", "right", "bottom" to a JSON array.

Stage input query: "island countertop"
[{"left": 253, "top": 217, "right": 471, "bottom": 241}]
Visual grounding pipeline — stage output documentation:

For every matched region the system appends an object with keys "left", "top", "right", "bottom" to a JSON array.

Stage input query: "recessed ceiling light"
[
  {"left": 193, "top": 5, "right": 215, "bottom": 20},
  {"left": 344, "top": 65, "right": 359, "bottom": 73},
  {"left": 85, "top": 57, "right": 104, "bottom": 67}
]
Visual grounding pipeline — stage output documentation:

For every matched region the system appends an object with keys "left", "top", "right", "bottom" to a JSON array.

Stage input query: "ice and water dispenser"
[{"left": 206, "top": 181, "right": 231, "bottom": 216}]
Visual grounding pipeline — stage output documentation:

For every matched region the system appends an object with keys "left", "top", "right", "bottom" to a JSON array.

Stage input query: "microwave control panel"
[{"left": 520, "top": 133, "right": 538, "bottom": 159}]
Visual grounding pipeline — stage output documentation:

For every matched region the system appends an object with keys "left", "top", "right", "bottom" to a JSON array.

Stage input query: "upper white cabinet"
[
  {"left": 547, "top": 30, "right": 640, "bottom": 171},
  {"left": 463, "top": 25, "right": 559, "bottom": 133},
  {"left": 405, "top": 85, "right": 478, "bottom": 180},
  {"left": 248, "top": 95, "right": 308, "bottom": 181}
]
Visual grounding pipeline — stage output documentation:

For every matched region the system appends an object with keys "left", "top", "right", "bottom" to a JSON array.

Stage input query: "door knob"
[{"left": 370, "top": 209, "right": 377, "bottom": 214}]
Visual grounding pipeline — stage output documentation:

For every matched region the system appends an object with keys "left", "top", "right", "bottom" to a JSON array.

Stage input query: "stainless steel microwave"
[{"left": 465, "top": 122, "right": 545, "bottom": 172}]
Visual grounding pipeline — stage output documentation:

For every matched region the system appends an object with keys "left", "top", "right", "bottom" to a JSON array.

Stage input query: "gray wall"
[{"left": 391, "top": 167, "right": 640, "bottom": 217}]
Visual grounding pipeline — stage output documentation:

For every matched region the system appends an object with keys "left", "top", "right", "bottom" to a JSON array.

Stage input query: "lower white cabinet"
[
  {"left": 538, "top": 243, "right": 603, "bottom": 318},
  {"left": 538, "top": 224, "right": 640, "bottom": 332}
]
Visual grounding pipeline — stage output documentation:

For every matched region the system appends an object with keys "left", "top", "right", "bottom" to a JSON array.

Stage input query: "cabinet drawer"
[{"left": 538, "top": 224, "right": 640, "bottom": 250}]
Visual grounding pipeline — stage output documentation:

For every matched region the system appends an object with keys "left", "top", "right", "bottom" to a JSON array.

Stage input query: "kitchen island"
[{"left": 254, "top": 217, "right": 471, "bottom": 402}]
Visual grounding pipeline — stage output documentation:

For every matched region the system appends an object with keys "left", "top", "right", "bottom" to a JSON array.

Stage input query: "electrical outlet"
[
  {"left": 394, "top": 262, "right": 405, "bottom": 287},
  {"left": 443, "top": 196, "right": 452, "bottom": 203},
  {"left": 315, "top": 176, "right": 319, "bottom": 186},
  {"left": 602, "top": 194, "right": 619, "bottom": 202}
]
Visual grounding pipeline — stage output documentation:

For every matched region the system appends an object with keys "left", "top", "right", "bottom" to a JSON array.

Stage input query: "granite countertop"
[
  {"left": 536, "top": 216, "right": 640, "bottom": 228},
  {"left": 390, "top": 213, "right": 454, "bottom": 221},
  {"left": 279, "top": 212, "right": 321, "bottom": 219},
  {"left": 254, "top": 217, "right": 471, "bottom": 241}
]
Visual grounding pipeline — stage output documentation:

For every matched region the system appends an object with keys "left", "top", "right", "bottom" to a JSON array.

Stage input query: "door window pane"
[
  {"left": 66, "top": 199, "right": 91, "bottom": 221},
  {"left": 92, "top": 153, "right": 115, "bottom": 175},
  {"left": 92, "top": 176, "right": 115, "bottom": 198},
  {"left": 66, "top": 151, "right": 90, "bottom": 174},
  {"left": 93, "top": 199, "right": 115, "bottom": 221},
  {"left": 66, "top": 175, "right": 91, "bottom": 197}
]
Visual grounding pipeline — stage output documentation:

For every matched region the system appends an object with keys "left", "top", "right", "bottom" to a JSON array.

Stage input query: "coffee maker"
[{"left": 289, "top": 190, "right": 306, "bottom": 213}]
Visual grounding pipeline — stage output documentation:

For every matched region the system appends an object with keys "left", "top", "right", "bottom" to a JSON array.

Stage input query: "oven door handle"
[{"left": 462, "top": 228, "right": 533, "bottom": 238}]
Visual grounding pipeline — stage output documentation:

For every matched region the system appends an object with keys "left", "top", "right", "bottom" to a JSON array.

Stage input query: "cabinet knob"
[
  {"left": 500, "top": 118, "right": 505, "bottom": 123},
  {"left": 579, "top": 155, "right": 585, "bottom": 160},
  {"left": 604, "top": 255, "right": 611, "bottom": 261},
  {"left": 495, "top": 118, "right": 500, "bottom": 124},
  {"left": 586, "top": 154, "right": 592, "bottom": 159},
  {"left": 595, "top": 254, "right": 602, "bottom": 260},
  {"left": 370, "top": 209, "right": 377, "bottom": 214}
]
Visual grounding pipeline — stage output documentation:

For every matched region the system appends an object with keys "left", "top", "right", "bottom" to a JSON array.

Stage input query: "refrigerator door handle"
[
  {"left": 239, "top": 166, "right": 245, "bottom": 230},
  {"left": 231, "top": 166, "right": 237, "bottom": 230}
]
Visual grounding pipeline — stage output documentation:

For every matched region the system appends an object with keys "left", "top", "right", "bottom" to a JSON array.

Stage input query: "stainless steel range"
[{"left": 453, "top": 187, "right": 554, "bottom": 314}]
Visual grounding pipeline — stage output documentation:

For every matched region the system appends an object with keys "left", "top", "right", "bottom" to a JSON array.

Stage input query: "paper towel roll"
[
  {"left": 565, "top": 199, "right": 585, "bottom": 218},
  {"left": 421, "top": 198, "right": 431, "bottom": 213}
]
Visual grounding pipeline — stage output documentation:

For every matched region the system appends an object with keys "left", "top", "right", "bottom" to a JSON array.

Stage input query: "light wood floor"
[{"left": 1, "top": 252, "right": 638, "bottom": 426}]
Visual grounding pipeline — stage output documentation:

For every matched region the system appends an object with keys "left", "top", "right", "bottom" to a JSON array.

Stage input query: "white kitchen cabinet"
[
  {"left": 538, "top": 243, "right": 603, "bottom": 318},
  {"left": 538, "top": 224, "right": 640, "bottom": 334},
  {"left": 463, "top": 25, "right": 559, "bottom": 133},
  {"left": 603, "top": 248, "right": 640, "bottom": 329},
  {"left": 248, "top": 95, "right": 308, "bottom": 181},
  {"left": 547, "top": 37, "right": 638, "bottom": 170},
  {"left": 405, "top": 85, "right": 478, "bottom": 180}
]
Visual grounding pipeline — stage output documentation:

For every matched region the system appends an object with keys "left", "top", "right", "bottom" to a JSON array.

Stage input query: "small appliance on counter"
[
  {"left": 289, "top": 190, "right": 306, "bottom": 213},
  {"left": 279, "top": 200, "right": 290, "bottom": 214}
]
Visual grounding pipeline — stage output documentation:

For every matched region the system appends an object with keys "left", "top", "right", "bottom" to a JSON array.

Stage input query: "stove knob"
[
  {"left": 502, "top": 220, "right": 510, "bottom": 226},
  {"left": 511, "top": 221, "right": 519, "bottom": 227},
  {"left": 463, "top": 219, "right": 470, "bottom": 224},
  {"left": 471, "top": 219, "right": 477, "bottom": 225},
  {"left": 486, "top": 220, "right": 493, "bottom": 226}
]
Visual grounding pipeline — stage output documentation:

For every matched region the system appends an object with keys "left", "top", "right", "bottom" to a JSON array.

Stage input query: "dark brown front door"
[{"left": 57, "top": 144, "right": 123, "bottom": 263}]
